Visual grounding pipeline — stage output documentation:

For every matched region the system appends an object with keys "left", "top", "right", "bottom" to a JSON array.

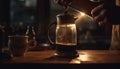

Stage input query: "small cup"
[{"left": 8, "top": 35, "right": 28, "bottom": 57}]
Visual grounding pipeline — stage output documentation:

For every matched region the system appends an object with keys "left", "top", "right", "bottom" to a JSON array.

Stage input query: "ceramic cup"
[{"left": 8, "top": 35, "right": 28, "bottom": 57}]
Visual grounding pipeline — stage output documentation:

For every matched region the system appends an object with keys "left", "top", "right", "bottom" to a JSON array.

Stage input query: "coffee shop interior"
[
  {"left": 2, "top": 0, "right": 120, "bottom": 67},
  {"left": 0, "top": 0, "right": 113, "bottom": 51}
]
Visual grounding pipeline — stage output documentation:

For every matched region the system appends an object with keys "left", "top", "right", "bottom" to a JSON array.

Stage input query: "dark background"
[{"left": 0, "top": 0, "right": 113, "bottom": 50}]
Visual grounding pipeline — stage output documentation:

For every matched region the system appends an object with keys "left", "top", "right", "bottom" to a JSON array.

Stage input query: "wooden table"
[{"left": 1, "top": 50, "right": 120, "bottom": 69}]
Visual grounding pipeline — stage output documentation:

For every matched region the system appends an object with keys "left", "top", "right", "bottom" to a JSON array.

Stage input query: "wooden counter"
[
  {"left": 1, "top": 50, "right": 120, "bottom": 69},
  {"left": 1, "top": 50, "right": 120, "bottom": 63}
]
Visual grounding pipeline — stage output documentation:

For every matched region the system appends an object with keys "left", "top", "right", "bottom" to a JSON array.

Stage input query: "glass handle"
[{"left": 47, "top": 22, "right": 57, "bottom": 45}]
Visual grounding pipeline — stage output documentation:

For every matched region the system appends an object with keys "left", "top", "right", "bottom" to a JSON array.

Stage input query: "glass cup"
[{"left": 8, "top": 35, "right": 28, "bottom": 57}]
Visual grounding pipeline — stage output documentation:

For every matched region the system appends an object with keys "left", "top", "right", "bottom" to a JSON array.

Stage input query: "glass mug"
[{"left": 8, "top": 35, "right": 29, "bottom": 57}]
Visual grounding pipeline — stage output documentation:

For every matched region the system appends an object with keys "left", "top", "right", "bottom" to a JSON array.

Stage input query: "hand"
[
  {"left": 53, "top": 0, "right": 72, "bottom": 9},
  {"left": 91, "top": 3, "right": 120, "bottom": 25},
  {"left": 91, "top": 4, "right": 108, "bottom": 26}
]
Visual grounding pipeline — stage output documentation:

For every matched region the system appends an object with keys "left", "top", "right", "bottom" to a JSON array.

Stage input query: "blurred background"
[{"left": 0, "top": 0, "right": 113, "bottom": 50}]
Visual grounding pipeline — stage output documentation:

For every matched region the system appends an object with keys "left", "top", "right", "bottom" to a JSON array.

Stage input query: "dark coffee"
[
  {"left": 55, "top": 44, "right": 79, "bottom": 58},
  {"left": 56, "top": 44, "right": 77, "bottom": 52}
]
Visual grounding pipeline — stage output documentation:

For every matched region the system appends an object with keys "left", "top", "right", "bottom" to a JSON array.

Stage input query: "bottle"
[{"left": 26, "top": 26, "right": 37, "bottom": 49}]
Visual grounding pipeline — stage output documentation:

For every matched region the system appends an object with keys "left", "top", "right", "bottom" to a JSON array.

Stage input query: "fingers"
[
  {"left": 98, "top": 17, "right": 108, "bottom": 26},
  {"left": 91, "top": 4, "right": 104, "bottom": 17},
  {"left": 91, "top": 4, "right": 108, "bottom": 26},
  {"left": 53, "top": 0, "right": 72, "bottom": 8},
  {"left": 94, "top": 9, "right": 107, "bottom": 22}
]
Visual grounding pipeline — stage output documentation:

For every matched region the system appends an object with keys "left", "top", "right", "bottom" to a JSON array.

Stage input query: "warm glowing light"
[
  {"left": 79, "top": 55, "right": 89, "bottom": 61},
  {"left": 70, "top": 53, "right": 90, "bottom": 64},
  {"left": 76, "top": 12, "right": 86, "bottom": 19},
  {"left": 80, "top": 12, "right": 86, "bottom": 16},
  {"left": 76, "top": 53, "right": 89, "bottom": 61},
  {"left": 70, "top": 59, "right": 81, "bottom": 64}
]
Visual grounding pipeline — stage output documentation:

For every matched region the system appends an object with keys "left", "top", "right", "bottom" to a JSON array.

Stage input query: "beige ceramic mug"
[{"left": 8, "top": 35, "right": 28, "bottom": 57}]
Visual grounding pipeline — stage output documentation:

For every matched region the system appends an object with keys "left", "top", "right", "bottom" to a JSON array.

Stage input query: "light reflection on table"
[{"left": 2, "top": 50, "right": 120, "bottom": 64}]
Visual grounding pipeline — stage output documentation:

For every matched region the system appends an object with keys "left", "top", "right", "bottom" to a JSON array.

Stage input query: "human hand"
[
  {"left": 91, "top": 4, "right": 108, "bottom": 26},
  {"left": 53, "top": 0, "right": 72, "bottom": 9},
  {"left": 91, "top": 1, "right": 120, "bottom": 25}
]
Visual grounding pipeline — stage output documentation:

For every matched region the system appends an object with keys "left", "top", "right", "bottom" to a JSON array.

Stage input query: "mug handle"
[{"left": 47, "top": 22, "right": 57, "bottom": 46}]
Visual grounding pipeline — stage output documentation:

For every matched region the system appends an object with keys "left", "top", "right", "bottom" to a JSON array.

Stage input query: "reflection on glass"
[{"left": 56, "top": 24, "right": 77, "bottom": 46}]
